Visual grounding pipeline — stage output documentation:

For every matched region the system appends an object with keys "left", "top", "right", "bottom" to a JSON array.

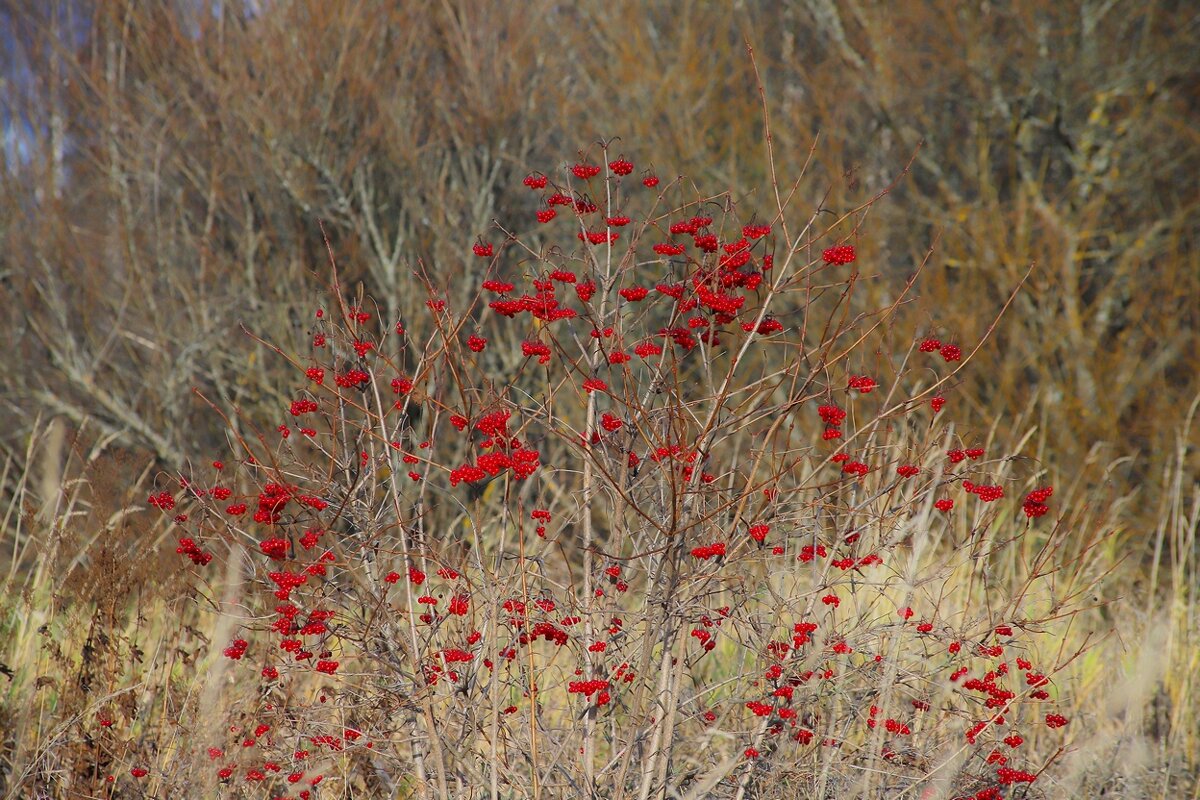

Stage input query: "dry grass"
[{"left": 2, "top": 404, "right": 1196, "bottom": 798}]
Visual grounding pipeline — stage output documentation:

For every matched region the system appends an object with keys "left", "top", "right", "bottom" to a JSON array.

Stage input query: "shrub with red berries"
[{"left": 138, "top": 142, "right": 1092, "bottom": 800}]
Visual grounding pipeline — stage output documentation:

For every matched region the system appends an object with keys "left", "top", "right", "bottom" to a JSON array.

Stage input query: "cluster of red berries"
[
  {"left": 995, "top": 766, "right": 1037, "bottom": 784},
  {"left": 947, "top": 447, "right": 985, "bottom": 463},
  {"left": 289, "top": 399, "right": 319, "bottom": 416},
  {"left": 848, "top": 374, "right": 877, "bottom": 393},
  {"left": 822, "top": 244, "right": 856, "bottom": 265},
  {"left": 741, "top": 317, "right": 784, "bottom": 335},
  {"left": 334, "top": 369, "right": 370, "bottom": 388},
  {"left": 920, "top": 337, "right": 963, "bottom": 362},
  {"left": 567, "top": 678, "right": 610, "bottom": 696},
  {"left": 268, "top": 570, "right": 308, "bottom": 601},
  {"left": 964, "top": 481, "right": 1005, "bottom": 502},
  {"left": 521, "top": 340, "right": 551, "bottom": 363},
  {"left": 690, "top": 542, "right": 727, "bottom": 560},
  {"left": 254, "top": 483, "right": 292, "bottom": 525},
  {"left": 1023, "top": 486, "right": 1054, "bottom": 518},
  {"left": 571, "top": 163, "right": 602, "bottom": 180},
  {"left": 147, "top": 491, "right": 175, "bottom": 510},
  {"left": 818, "top": 404, "right": 847, "bottom": 425},
  {"left": 579, "top": 230, "right": 619, "bottom": 245},
  {"left": 176, "top": 537, "right": 213, "bottom": 566},
  {"left": 259, "top": 537, "right": 290, "bottom": 560},
  {"left": 748, "top": 524, "right": 770, "bottom": 543},
  {"left": 448, "top": 593, "right": 470, "bottom": 616},
  {"left": 841, "top": 460, "right": 870, "bottom": 476},
  {"left": 608, "top": 158, "right": 634, "bottom": 176}
]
